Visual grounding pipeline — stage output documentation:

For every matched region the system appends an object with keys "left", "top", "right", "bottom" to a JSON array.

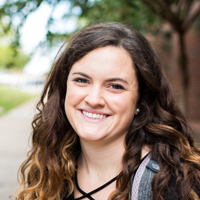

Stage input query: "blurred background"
[{"left": 0, "top": 0, "right": 200, "bottom": 199}]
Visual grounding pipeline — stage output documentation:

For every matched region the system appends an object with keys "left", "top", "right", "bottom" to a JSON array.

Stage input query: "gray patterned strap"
[{"left": 131, "top": 153, "right": 152, "bottom": 200}]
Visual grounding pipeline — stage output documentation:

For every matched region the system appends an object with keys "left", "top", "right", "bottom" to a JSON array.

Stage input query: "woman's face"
[{"left": 65, "top": 46, "right": 139, "bottom": 145}]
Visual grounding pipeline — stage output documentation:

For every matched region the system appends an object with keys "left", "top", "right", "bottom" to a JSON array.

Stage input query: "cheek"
[
  {"left": 65, "top": 82, "right": 77, "bottom": 113},
  {"left": 65, "top": 88, "right": 76, "bottom": 105},
  {"left": 107, "top": 95, "right": 137, "bottom": 114},
  {"left": 65, "top": 83, "right": 86, "bottom": 110},
  {"left": 64, "top": 87, "right": 79, "bottom": 125}
]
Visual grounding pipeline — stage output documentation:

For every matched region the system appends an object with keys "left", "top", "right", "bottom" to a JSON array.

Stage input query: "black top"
[
  {"left": 63, "top": 154, "right": 200, "bottom": 200},
  {"left": 65, "top": 173, "right": 117, "bottom": 200},
  {"left": 64, "top": 178, "right": 200, "bottom": 200}
]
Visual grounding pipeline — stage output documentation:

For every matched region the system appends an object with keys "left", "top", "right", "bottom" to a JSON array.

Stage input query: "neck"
[{"left": 78, "top": 138, "right": 125, "bottom": 178}]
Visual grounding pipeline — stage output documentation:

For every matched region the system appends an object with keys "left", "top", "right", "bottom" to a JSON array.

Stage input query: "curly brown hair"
[{"left": 15, "top": 22, "right": 200, "bottom": 200}]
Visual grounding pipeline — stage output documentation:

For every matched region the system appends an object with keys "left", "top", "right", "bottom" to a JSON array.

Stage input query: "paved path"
[{"left": 0, "top": 98, "right": 38, "bottom": 200}]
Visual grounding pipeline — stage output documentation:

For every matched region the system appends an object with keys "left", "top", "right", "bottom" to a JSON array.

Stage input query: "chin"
[{"left": 78, "top": 132, "right": 106, "bottom": 142}]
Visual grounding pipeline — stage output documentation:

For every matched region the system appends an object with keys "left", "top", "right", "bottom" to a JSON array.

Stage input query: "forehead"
[{"left": 69, "top": 46, "right": 136, "bottom": 80}]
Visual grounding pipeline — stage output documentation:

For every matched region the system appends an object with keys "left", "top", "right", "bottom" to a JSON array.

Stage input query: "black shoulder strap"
[{"left": 146, "top": 159, "right": 159, "bottom": 173}]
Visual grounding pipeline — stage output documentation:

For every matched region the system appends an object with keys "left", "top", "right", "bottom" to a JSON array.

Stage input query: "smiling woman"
[{"left": 15, "top": 23, "right": 200, "bottom": 200}]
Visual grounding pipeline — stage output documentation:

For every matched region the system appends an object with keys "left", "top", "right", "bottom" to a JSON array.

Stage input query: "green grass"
[{"left": 0, "top": 85, "right": 34, "bottom": 116}]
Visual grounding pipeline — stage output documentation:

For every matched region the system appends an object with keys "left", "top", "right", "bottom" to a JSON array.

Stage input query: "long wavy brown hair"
[{"left": 15, "top": 22, "right": 200, "bottom": 200}]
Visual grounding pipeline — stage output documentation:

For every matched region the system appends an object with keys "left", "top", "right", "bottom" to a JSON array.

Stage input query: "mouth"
[{"left": 81, "top": 110, "right": 109, "bottom": 119}]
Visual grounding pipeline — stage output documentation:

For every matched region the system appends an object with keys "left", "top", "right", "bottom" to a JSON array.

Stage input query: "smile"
[{"left": 81, "top": 111, "right": 107, "bottom": 119}]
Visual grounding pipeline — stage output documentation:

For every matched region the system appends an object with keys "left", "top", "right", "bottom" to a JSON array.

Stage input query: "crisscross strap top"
[{"left": 74, "top": 171, "right": 117, "bottom": 200}]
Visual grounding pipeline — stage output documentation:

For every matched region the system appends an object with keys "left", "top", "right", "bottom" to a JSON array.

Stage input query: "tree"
[
  {"left": 0, "top": 16, "right": 30, "bottom": 70},
  {"left": 141, "top": 0, "right": 200, "bottom": 114},
  {"left": 0, "top": 0, "right": 80, "bottom": 47},
  {"left": 0, "top": 45, "right": 30, "bottom": 70}
]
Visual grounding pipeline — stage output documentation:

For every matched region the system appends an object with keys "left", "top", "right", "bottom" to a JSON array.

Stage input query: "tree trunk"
[{"left": 177, "top": 31, "right": 189, "bottom": 116}]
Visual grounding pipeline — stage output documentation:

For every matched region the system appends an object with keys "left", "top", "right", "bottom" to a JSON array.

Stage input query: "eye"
[
  {"left": 73, "top": 78, "right": 89, "bottom": 84},
  {"left": 110, "top": 84, "right": 125, "bottom": 90}
]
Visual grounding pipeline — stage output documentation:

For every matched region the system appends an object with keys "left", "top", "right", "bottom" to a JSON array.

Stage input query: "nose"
[{"left": 84, "top": 85, "right": 105, "bottom": 107}]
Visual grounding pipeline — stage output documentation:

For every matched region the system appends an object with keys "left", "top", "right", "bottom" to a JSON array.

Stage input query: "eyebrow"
[
  {"left": 72, "top": 72, "right": 91, "bottom": 79},
  {"left": 105, "top": 78, "right": 129, "bottom": 84},
  {"left": 72, "top": 72, "right": 129, "bottom": 84}
]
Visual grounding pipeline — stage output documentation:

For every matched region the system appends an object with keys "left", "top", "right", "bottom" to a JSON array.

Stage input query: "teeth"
[{"left": 82, "top": 111, "right": 107, "bottom": 119}]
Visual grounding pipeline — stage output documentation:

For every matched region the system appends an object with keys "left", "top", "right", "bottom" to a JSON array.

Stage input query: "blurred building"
[
  {"left": 148, "top": 24, "right": 200, "bottom": 121},
  {"left": 146, "top": 24, "right": 200, "bottom": 144}
]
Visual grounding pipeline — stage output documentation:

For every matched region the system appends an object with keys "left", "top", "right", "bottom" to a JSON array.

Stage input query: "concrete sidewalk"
[{"left": 0, "top": 98, "right": 38, "bottom": 200}]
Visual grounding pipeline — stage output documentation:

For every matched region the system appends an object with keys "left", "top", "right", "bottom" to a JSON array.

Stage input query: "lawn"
[{"left": 0, "top": 84, "right": 34, "bottom": 116}]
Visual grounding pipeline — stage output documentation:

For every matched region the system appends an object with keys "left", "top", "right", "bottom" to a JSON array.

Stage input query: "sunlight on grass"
[{"left": 0, "top": 85, "right": 34, "bottom": 116}]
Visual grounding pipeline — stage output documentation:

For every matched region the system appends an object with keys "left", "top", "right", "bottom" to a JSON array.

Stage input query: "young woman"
[{"left": 16, "top": 22, "right": 200, "bottom": 200}]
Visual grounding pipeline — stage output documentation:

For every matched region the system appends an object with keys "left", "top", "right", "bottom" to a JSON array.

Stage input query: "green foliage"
[
  {"left": 0, "top": 0, "right": 172, "bottom": 49},
  {"left": 0, "top": 45, "right": 30, "bottom": 70},
  {"left": 0, "top": 85, "right": 34, "bottom": 116},
  {"left": 0, "top": 0, "right": 74, "bottom": 47},
  {"left": 0, "top": 0, "right": 199, "bottom": 45},
  {"left": 0, "top": 10, "right": 30, "bottom": 70},
  {"left": 77, "top": 0, "right": 163, "bottom": 32},
  {"left": 0, "top": 0, "right": 162, "bottom": 47}
]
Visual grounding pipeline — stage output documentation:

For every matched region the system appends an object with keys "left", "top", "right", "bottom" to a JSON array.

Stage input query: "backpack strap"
[
  {"left": 131, "top": 153, "right": 152, "bottom": 200},
  {"left": 131, "top": 153, "right": 159, "bottom": 200}
]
